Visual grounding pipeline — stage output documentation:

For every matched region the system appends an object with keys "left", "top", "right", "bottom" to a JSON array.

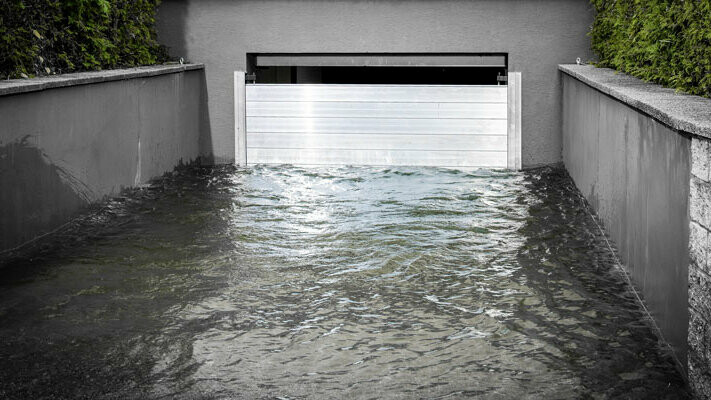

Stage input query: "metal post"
[
  {"left": 507, "top": 72, "right": 522, "bottom": 170},
  {"left": 234, "top": 71, "right": 247, "bottom": 166}
]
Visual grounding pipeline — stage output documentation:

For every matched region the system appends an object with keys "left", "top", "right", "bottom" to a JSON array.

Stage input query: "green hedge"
[
  {"left": 590, "top": 0, "right": 711, "bottom": 98},
  {"left": 0, "top": 0, "right": 167, "bottom": 80}
]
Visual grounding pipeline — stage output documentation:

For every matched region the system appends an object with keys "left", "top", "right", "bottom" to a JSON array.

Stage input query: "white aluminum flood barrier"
[{"left": 235, "top": 72, "right": 521, "bottom": 169}]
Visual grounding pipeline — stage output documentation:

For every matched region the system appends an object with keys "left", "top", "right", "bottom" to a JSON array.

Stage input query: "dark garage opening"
[
  {"left": 255, "top": 66, "right": 507, "bottom": 85},
  {"left": 248, "top": 53, "right": 508, "bottom": 85}
]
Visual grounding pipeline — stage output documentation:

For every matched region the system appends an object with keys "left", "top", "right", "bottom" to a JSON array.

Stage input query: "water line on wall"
[{"left": 580, "top": 192, "right": 687, "bottom": 380}]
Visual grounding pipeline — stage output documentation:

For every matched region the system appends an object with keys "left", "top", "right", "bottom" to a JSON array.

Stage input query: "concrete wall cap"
[
  {"left": 0, "top": 64, "right": 204, "bottom": 97},
  {"left": 559, "top": 64, "right": 711, "bottom": 139}
]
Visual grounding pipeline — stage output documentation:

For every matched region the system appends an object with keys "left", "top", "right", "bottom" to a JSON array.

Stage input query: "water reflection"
[{"left": 0, "top": 165, "right": 687, "bottom": 399}]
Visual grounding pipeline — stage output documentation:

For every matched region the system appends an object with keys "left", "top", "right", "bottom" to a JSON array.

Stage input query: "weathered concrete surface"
[
  {"left": 0, "top": 67, "right": 208, "bottom": 252},
  {"left": 689, "top": 136, "right": 711, "bottom": 399},
  {"left": 562, "top": 73, "right": 690, "bottom": 370},
  {"left": 559, "top": 65, "right": 711, "bottom": 139},
  {"left": 156, "top": 0, "right": 595, "bottom": 166}
]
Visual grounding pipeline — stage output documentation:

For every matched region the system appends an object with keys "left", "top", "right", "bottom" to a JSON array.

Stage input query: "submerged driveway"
[{"left": 0, "top": 165, "right": 687, "bottom": 399}]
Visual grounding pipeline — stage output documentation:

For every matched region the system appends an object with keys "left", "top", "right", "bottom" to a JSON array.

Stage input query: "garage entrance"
[{"left": 235, "top": 54, "right": 521, "bottom": 169}]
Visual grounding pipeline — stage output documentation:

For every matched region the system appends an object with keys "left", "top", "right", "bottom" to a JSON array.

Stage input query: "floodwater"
[{"left": 0, "top": 165, "right": 687, "bottom": 399}]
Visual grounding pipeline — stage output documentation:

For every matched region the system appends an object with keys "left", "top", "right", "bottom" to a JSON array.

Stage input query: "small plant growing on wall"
[
  {"left": 590, "top": 0, "right": 711, "bottom": 98},
  {"left": 0, "top": 0, "right": 168, "bottom": 79}
]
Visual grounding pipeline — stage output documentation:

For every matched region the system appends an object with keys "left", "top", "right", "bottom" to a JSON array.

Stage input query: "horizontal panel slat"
[
  {"left": 247, "top": 117, "right": 506, "bottom": 135},
  {"left": 246, "top": 85, "right": 506, "bottom": 103},
  {"left": 247, "top": 148, "right": 507, "bottom": 168},
  {"left": 247, "top": 133, "right": 506, "bottom": 152},
  {"left": 246, "top": 101, "right": 507, "bottom": 119}
]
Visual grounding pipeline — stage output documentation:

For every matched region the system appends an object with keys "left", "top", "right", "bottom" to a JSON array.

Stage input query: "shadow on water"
[
  {"left": 0, "top": 165, "right": 239, "bottom": 399},
  {"left": 0, "top": 164, "right": 689, "bottom": 399},
  {"left": 511, "top": 168, "right": 687, "bottom": 399}
]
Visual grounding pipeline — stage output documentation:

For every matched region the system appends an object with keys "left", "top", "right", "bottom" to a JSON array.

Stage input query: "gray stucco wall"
[
  {"left": 0, "top": 67, "right": 207, "bottom": 252},
  {"left": 561, "top": 73, "right": 690, "bottom": 368},
  {"left": 156, "top": 0, "right": 595, "bottom": 167}
]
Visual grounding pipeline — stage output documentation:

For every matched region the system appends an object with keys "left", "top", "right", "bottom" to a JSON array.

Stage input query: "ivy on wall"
[
  {"left": 0, "top": 0, "right": 167, "bottom": 79},
  {"left": 590, "top": 0, "right": 711, "bottom": 98}
]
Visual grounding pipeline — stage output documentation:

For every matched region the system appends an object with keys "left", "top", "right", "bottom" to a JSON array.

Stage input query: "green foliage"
[
  {"left": 590, "top": 0, "right": 711, "bottom": 97},
  {"left": 0, "top": 0, "right": 168, "bottom": 79}
]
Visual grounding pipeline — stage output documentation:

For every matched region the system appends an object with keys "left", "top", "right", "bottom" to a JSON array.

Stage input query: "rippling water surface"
[{"left": 0, "top": 165, "right": 687, "bottom": 399}]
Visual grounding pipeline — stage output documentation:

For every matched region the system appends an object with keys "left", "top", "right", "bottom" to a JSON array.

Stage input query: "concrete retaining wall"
[
  {"left": 156, "top": 0, "right": 595, "bottom": 167},
  {"left": 561, "top": 64, "right": 711, "bottom": 398},
  {"left": 562, "top": 71, "right": 690, "bottom": 363},
  {"left": 0, "top": 65, "right": 207, "bottom": 253}
]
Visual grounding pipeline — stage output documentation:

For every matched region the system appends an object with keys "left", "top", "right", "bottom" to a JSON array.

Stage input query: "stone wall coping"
[
  {"left": 0, "top": 64, "right": 204, "bottom": 97},
  {"left": 559, "top": 64, "right": 711, "bottom": 139}
]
